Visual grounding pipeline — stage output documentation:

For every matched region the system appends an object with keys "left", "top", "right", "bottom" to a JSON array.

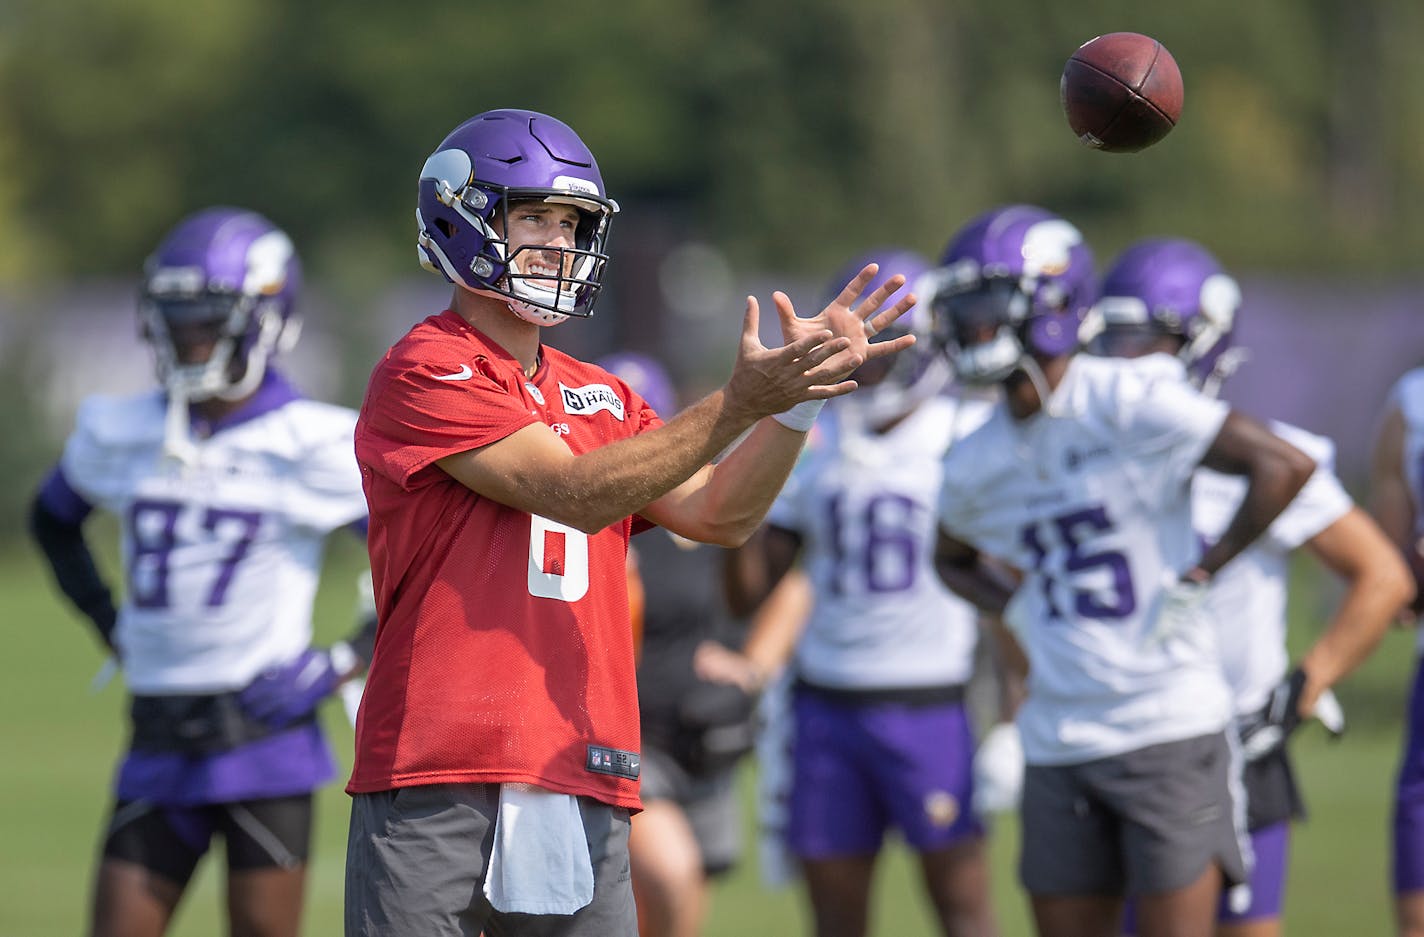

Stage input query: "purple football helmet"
[
  {"left": 139, "top": 206, "right": 301, "bottom": 403},
  {"left": 595, "top": 351, "right": 677, "bottom": 416},
  {"left": 416, "top": 108, "right": 619, "bottom": 327},
  {"left": 1083, "top": 238, "right": 1243, "bottom": 396},
  {"left": 927, "top": 205, "right": 1095, "bottom": 385},
  {"left": 823, "top": 247, "right": 950, "bottom": 428}
]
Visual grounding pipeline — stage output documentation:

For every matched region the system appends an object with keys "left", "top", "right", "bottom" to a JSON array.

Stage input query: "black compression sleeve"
[{"left": 28, "top": 495, "right": 118, "bottom": 648}]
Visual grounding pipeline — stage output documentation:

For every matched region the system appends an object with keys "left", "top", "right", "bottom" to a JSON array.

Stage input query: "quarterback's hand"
[
  {"left": 972, "top": 722, "right": 1024, "bottom": 815},
  {"left": 1238, "top": 667, "right": 1345, "bottom": 762},
  {"left": 1144, "top": 570, "right": 1210, "bottom": 648},
  {"left": 774, "top": 263, "right": 917, "bottom": 368},
  {"left": 239, "top": 644, "right": 356, "bottom": 728}
]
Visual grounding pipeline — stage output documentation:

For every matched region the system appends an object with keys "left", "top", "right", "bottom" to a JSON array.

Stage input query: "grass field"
[{"left": 0, "top": 534, "right": 1414, "bottom": 936}]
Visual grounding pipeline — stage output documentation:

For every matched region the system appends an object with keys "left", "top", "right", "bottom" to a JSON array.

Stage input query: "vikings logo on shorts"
[{"left": 923, "top": 790, "right": 961, "bottom": 828}]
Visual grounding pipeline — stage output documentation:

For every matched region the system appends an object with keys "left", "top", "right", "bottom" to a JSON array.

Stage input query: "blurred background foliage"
[
  {"left": 3, "top": 0, "right": 1422, "bottom": 283},
  {"left": 1, "top": 0, "right": 1423, "bottom": 536}
]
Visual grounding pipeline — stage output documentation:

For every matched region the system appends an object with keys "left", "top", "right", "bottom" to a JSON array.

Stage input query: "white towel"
[{"left": 483, "top": 784, "right": 595, "bottom": 915}]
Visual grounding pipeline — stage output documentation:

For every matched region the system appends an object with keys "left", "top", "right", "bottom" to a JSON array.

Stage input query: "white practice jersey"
[
  {"left": 60, "top": 389, "right": 367, "bottom": 693},
  {"left": 1389, "top": 367, "right": 1424, "bottom": 655},
  {"left": 1193, "top": 421, "right": 1349, "bottom": 715},
  {"left": 938, "top": 353, "right": 1233, "bottom": 765},
  {"left": 769, "top": 395, "right": 991, "bottom": 689}
]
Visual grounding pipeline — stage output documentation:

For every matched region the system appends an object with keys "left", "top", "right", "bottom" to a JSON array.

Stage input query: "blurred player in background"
[
  {"left": 345, "top": 108, "right": 918, "bottom": 937},
  {"left": 927, "top": 205, "right": 1316, "bottom": 937},
  {"left": 1368, "top": 364, "right": 1424, "bottom": 937},
  {"left": 598, "top": 351, "right": 812, "bottom": 937},
  {"left": 1084, "top": 237, "right": 1410, "bottom": 937},
  {"left": 27, "top": 207, "right": 375, "bottom": 937},
  {"left": 725, "top": 249, "right": 999, "bottom": 937}
]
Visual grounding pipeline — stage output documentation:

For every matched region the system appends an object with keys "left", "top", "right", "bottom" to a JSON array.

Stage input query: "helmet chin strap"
[
  {"left": 467, "top": 283, "right": 569, "bottom": 327},
  {"left": 162, "top": 387, "right": 199, "bottom": 468},
  {"left": 1016, "top": 354, "right": 1063, "bottom": 419}
]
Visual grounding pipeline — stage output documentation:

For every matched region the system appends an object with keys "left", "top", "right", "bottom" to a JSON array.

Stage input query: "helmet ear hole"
[{"left": 434, "top": 217, "right": 456, "bottom": 239}]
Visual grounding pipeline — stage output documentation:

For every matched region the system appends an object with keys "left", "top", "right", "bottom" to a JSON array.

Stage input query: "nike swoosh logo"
[{"left": 433, "top": 364, "right": 473, "bottom": 381}]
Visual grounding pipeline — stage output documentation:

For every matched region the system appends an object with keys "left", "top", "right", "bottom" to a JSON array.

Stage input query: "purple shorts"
[
  {"left": 1395, "top": 656, "right": 1424, "bottom": 894},
  {"left": 115, "top": 722, "right": 335, "bottom": 806},
  {"left": 786, "top": 686, "right": 982, "bottom": 858},
  {"left": 1220, "top": 821, "right": 1290, "bottom": 922}
]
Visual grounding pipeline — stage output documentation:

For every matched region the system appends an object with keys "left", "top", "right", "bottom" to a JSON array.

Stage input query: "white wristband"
[{"left": 771, "top": 398, "right": 825, "bottom": 433}]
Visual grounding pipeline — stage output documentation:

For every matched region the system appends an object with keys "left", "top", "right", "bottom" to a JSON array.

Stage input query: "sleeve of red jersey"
[{"left": 357, "top": 361, "right": 541, "bottom": 490}]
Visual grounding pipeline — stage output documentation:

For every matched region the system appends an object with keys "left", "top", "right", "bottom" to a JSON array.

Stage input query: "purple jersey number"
[
  {"left": 1018, "top": 504, "right": 1136, "bottom": 622},
  {"left": 827, "top": 492, "right": 920, "bottom": 595},
  {"left": 128, "top": 499, "right": 263, "bottom": 609}
]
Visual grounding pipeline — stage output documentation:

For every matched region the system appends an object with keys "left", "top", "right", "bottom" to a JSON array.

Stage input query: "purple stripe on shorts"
[
  {"left": 1395, "top": 657, "right": 1424, "bottom": 894},
  {"left": 115, "top": 722, "right": 334, "bottom": 806},
  {"left": 787, "top": 690, "right": 982, "bottom": 859}
]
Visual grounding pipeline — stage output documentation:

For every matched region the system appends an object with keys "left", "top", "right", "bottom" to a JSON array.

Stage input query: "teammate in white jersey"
[
  {"left": 925, "top": 205, "right": 1317, "bottom": 937},
  {"left": 1369, "top": 367, "right": 1424, "bottom": 937},
  {"left": 1085, "top": 237, "right": 1408, "bottom": 937},
  {"left": 726, "top": 249, "right": 999, "bottom": 937},
  {"left": 28, "top": 207, "right": 373, "bottom": 937}
]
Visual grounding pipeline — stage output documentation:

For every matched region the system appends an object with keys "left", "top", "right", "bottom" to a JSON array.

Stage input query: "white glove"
[
  {"left": 972, "top": 722, "right": 1024, "bottom": 815},
  {"left": 1314, "top": 687, "right": 1346, "bottom": 736},
  {"left": 1144, "top": 570, "right": 1210, "bottom": 648}
]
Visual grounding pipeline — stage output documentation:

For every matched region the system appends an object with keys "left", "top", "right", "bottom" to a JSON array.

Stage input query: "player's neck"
[
  {"left": 190, "top": 392, "right": 254, "bottom": 424},
  {"left": 452, "top": 287, "right": 542, "bottom": 377},
  {"left": 1006, "top": 354, "right": 1071, "bottom": 420}
]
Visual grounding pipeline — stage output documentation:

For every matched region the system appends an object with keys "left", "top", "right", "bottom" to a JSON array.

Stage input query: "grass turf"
[{"left": 0, "top": 538, "right": 1412, "bottom": 936}]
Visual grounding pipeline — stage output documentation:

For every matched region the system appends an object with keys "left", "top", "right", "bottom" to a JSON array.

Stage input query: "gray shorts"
[
  {"left": 1020, "top": 732, "right": 1249, "bottom": 897},
  {"left": 638, "top": 743, "right": 742, "bottom": 875},
  {"left": 345, "top": 783, "right": 637, "bottom": 937}
]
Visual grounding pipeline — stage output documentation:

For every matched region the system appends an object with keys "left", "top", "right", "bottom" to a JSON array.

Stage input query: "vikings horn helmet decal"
[{"left": 927, "top": 205, "right": 1095, "bottom": 385}]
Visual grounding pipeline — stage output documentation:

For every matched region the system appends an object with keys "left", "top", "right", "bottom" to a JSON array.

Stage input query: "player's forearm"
[
  {"left": 538, "top": 387, "right": 762, "bottom": 533},
  {"left": 1198, "top": 452, "right": 1315, "bottom": 575},
  {"left": 741, "top": 569, "right": 811, "bottom": 678},
  {"left": 1370, "top": 477, "right": 1416, "bottom": 551},
  {"left": 935, "top": 560, "right": 1014, "bottom": 616},
  {"left": 1301, "top": 584, "right": 1403, "bottom": 700},
  {"left": 28, "top": 496, "right": 118, "bottom": 648},
  {"left": 1300, "top": 518, "right": 1415, "bottom": 693},
  {"left": 665, "top": 420, "right": 808, "bottom": 546}
]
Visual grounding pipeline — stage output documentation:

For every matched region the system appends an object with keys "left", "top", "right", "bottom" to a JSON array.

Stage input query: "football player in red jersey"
[{"left": 345, "top": 108, "right": 917, "bottom": 937}]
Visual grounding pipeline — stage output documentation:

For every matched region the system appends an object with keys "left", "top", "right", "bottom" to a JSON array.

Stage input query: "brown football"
[{"left": 1061, "top": 32, "right": 1183, "bottom": 153}]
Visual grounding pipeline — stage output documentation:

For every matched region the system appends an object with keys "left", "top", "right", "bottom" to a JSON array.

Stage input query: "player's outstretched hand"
[
  {"left": 723, "top": 295, "right": 860, "bottom": 421},
  {"left": 239, "top": 645, "right": 354, "bottom": 728},
  {"left": 775, "top": 262, "right": 918, "bottom": 366}
]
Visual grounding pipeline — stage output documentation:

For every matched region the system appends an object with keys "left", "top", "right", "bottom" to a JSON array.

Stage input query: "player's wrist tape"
[{"left": 771, "top": 399, "right": 824, "bottom": 433}]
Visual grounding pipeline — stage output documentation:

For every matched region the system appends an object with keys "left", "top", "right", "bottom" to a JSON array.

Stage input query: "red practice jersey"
[{"left": 350, "top": 310, "right": 660, "bottom": 810}]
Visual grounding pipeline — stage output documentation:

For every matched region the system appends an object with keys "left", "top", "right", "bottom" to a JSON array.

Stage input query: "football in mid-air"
[{"left": 1060, "top": 32, "right": 1183, "bottom": 153}]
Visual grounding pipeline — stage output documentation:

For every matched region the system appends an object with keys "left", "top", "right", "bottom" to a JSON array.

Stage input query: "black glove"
[
  {"left": 1238, "top": 667, "right": 1345, "bottom": 762},
  {"left": 1238, "top": 668, "right": 1307, "bottom": 762}
]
